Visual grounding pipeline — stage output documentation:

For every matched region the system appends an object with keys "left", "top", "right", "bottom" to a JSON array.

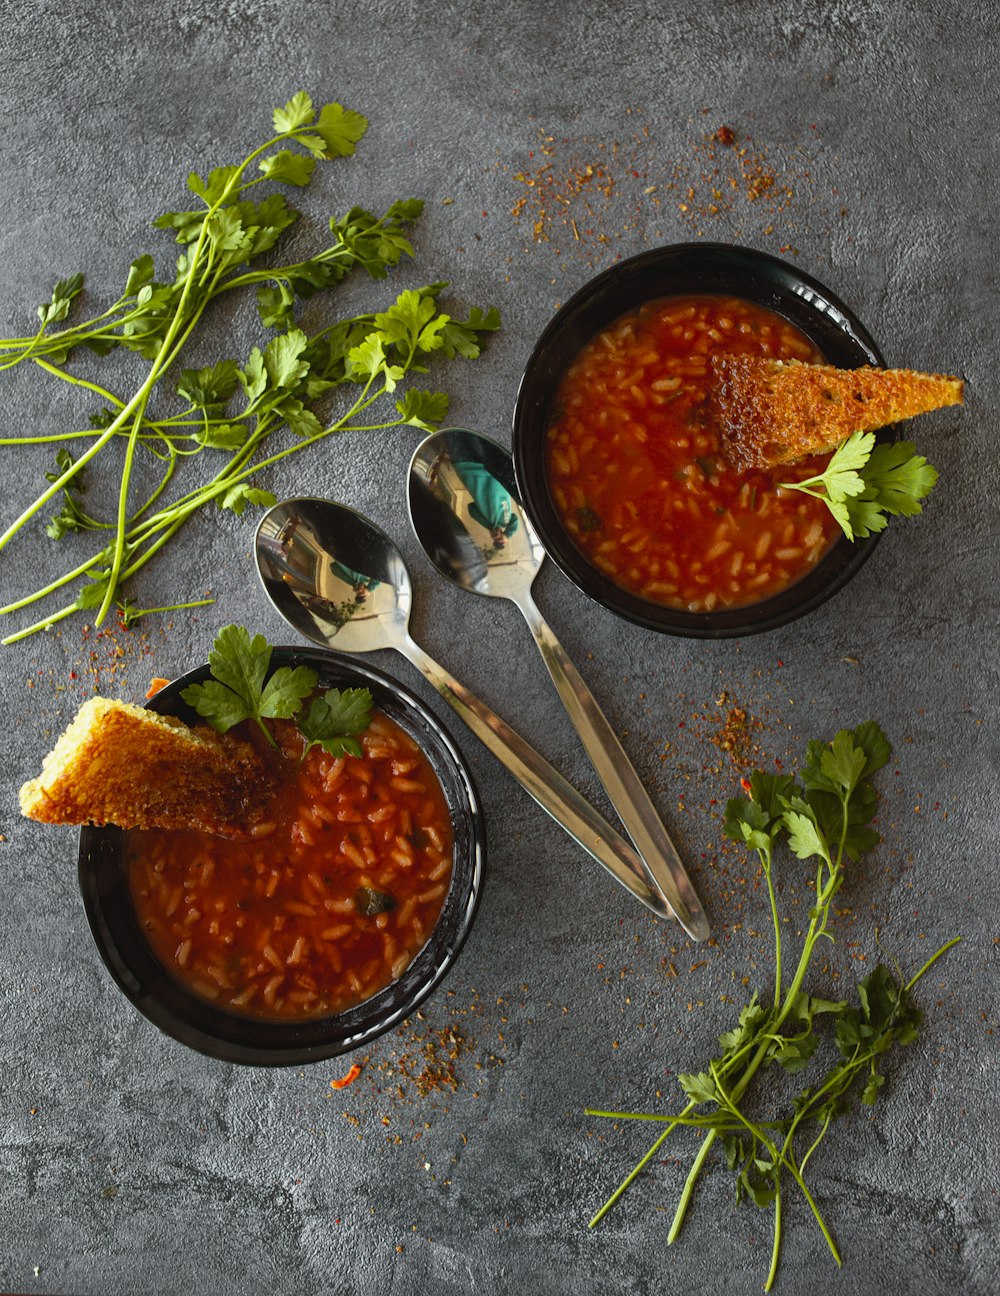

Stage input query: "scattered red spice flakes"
[
  {"left": 508, "top": 133, "right": 619, "bottom": 245},
  {"left": 20, "top": 615, "right": 168, "bottom": 711},
  {"left": 403, "top": 1023, "right": 466, "bottom": 1097},
  {"left": 77, "top": 611, "right": 158, "bottom": 695},
  {"left": 499, "top": 113, "right": 833, "bottom": 269},
  {"left": 707, "top": 694, "right": 761, "bottom": 770},
  {"left": 671, "top": 126, "right": 801, "bottom": 231},
  {"left": 365, "top": 993, "right": 502, "bottom": 1105}
]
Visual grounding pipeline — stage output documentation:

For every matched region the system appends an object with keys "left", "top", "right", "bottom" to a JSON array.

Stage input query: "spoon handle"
[
  {"left": 401, "top": 637, "right": 678, "bottom": 924},
  {"left": 516, "top": 591, "right": 710, "bottom": 942}
]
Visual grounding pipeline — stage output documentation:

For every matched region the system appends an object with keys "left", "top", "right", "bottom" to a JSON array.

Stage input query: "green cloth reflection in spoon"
[
  {"left": 453, "top": 460, "right": 520, "bottom": 549},
  {"left": 330, "top": 559, "right": 382, "bottom": 602}
]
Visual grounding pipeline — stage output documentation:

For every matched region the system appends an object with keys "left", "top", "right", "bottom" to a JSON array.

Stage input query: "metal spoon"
[
  {"left": 254, "top": 497, "right": 686, "bottom": 928},
  {"left": 407, "top": 429, "right": 709, "bottom": 942}
]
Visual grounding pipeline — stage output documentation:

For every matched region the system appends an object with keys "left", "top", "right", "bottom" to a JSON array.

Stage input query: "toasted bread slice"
[
  {"left": 19, "top": 697, "right": 275, "bottom": 838},
  {"left": 710, "top": 357, "right": 964, "bottom": 470}
]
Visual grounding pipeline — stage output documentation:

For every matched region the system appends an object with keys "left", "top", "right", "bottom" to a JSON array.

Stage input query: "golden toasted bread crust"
[
  {"left": 711, "top": 358, "right": 964, "bottom": 470},
  {"left": 19, "top": 697, "right": 275, "bottom": 838}
]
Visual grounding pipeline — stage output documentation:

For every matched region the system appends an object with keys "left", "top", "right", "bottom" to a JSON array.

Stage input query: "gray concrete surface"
[{"left": 1, "top": 2, "right": 997, "bottom": 1292}]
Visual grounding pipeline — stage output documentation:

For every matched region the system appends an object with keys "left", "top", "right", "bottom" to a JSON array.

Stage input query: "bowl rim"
[
  {"left": 78, "top": 646, "right": 486, "bottom": 1067},
  {"left": 511, "top": 241, "right": 888, "bottom": 638}
]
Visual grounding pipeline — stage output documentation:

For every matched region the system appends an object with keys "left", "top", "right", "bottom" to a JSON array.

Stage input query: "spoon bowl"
[
  {"left": 408, "top": 430, "right": 547, "bottom": 601},
  {"left": 256, "top": 498, "right": 410, "bottom": 655}
]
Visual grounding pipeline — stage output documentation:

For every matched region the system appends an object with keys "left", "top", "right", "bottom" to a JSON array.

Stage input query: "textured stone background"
[{"left": 0, "top": 2, "right": 996, "bottom": 1293}]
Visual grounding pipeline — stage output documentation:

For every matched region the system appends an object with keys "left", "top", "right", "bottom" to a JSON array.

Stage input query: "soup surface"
[
  {"left": 545, "top": 294, "right": 841, "bottom": 612},
  {"left": 127, "top": 710, "right": 453, "bottom": 1021}
]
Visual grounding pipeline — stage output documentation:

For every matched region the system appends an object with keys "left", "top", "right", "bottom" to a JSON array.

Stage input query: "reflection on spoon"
[
  {"left": 255, "top": 498, "right": 685, "bottom": 927},
  {"left": 408, "top": 429, "right": 709, "bottom": 942}
]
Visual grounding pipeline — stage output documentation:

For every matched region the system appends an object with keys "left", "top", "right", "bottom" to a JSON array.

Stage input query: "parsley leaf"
[
  {"left": 258, "top": 150, "right": 316, "bottom": 187},
  {"left": 124, "top": 255, "right": 155, "bottom": 296},
  {"left": 396, "top": 388, "right": 449, "bottom": 431},
  {"left": 275, "top": 397, "right": 323, "bottom": 439},
  {"left": 781, "top": 431, "right": 939, "bottom": 541},
  {"left": 197, "top": 423, "right": 250, "bottom": 451},
  {"left": 438, "top": 304, "right": 503, "bottom": 359},
  {"left": 177, "top": 360, "right": 241, "bottom": 409},
  {"left": 313, "top": 102, "right": 369, "bottom": 157},
  {"left": 297, "top": 687, "right": 373, "bottom": 759},
  {"left": 264, "top": 329, "right": 310, "bottom": 389},
  {"left": 188, "top": 166, "right": 240, "bottom": 206},
  {"left": 845, "top": 441, "right": 938, "bottom": 536},
  {"left": 37, "top": 273, "right": 85, "bottom": 327},
  {"left": 257, "top": 283, "right": 296, "bottom": 329},
  {"left": 273, "top": 91, "right": 315, "bottom": 134},
  {"left": 45, "top": 448, "right": 106, "bottom": 539},
  {"left": 781, "top": 805, "right": 832, "bottom": 864},
  {"left": 677, "top": 1071, "right": 718, "bottom": 1105},
  {"left": 219, "top": 485, "right": 277, "bottom": 516}
]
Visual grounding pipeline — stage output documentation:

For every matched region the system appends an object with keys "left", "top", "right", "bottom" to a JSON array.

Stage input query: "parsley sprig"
[
  {"left": 586, "top": 722, "right": 959, "bottom": 1289},
  {"left": 180, "top": 624, "right": 371, "bottom": 757},
  {"left": 780, "top": 431, "right": 938, "bottom": 541},
  {"left": 0, "top": 92, "right": 499, "bottom": 644}
]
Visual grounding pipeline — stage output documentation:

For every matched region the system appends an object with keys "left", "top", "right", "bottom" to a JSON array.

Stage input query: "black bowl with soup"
[
  {"left": 511, "top": 243, "right": 888, "bottom": 637},
  {"left": 78, "top": 648, "right": 486, "bottom": 1066}
]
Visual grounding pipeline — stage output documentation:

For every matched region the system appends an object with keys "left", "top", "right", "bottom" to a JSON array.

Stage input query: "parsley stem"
[
  {"left": 119, "top": 598, "right": 213, "bottom": 622},
  {"left": 711, "top": 1063, "right": 841, "bottom": 1265},
  {"left": 99, "top": 405, "right": 147, "bottom": 625},
  {"left": 0, "top": 429, "right": 149, "bottom": 446},
  {"left": 798, "top": 1109, "right": 833, "bottom": 1175},
  {"left": 783, "top": 1161, "right": 841, "bottom": 1267},
  {"left": 1, "top": 601, "right": 79, "bottom": 643},
  {"left": 904, "top": 935, "right": 961, "bottom": 991},
  {"left": 585, "top": 1109, "right": 744, "bottom": 1132},
  {"left": 31, "top": 358, "right": 127, "bottom": 407},
  {"left": 765, "top": 1183, "right": 782, "bottom": 1293},
  {"left": 588, "top": 1101, "right": 696, "bottom": 1229},
  {"left": 0, "top": 321, "right": 51, "bottom": 373},
  {"left": 588, "top": 1130, "right": 672, "bottom": 1229},
  {"left": 667, "top": 1129, "right": 715, "bottom": 1244},
  {"left": 0, "top": 295, "right": 136, "bottom": 351},
  {"left": 663, "top": 860, "right": 842, "bottom": 1246},
  {"left": 0, "top": 552, "right": 97, "bottom": 614},
  {"left": 762, "top": 848, "right": 782, "bottom": 1010},
  {"left": 253, "top": 716, "right": 278, "bottom": 748}
]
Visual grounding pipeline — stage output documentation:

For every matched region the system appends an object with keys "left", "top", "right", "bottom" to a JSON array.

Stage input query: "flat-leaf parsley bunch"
[
  {"left": 587, "top": 721, "right": 959, "bottom": 1289},
  {"left": 0, "top": 92, "right": 499, "bottom": 643},
  {"left": 181, "top": 624, "right": 372, "bottom": 759}
]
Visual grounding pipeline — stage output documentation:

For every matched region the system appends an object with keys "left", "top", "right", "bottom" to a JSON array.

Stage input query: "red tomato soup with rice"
[
  {"left": 126, "top": 710, "right": 453, "bottom": 1020},
  {"left": 545, "top": 295, "right": 840, "bottom": 611}
]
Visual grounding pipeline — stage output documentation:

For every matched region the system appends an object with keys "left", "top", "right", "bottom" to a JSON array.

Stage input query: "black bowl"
[
  {"left": 512, "top": 243, "right": 887, "bottom": 638},
  {"left": 79, "top": 648, "right": 486, "bottom": 1066}
]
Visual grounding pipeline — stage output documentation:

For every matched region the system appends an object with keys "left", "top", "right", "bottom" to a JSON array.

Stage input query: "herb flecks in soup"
[
  {"left": 545, "top": 295, "right": 840, "bottom": 612},
  {"left": 126, "top": 711, "right": 453, "bottom": 1021}
]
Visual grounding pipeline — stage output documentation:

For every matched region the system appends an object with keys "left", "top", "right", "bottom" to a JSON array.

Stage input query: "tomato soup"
[
  {"left": 545, "top": 295, "right": 840, "bottom": 612},
  {"left": 126, "top": 711, "right": 453, "bottom": 1021}
]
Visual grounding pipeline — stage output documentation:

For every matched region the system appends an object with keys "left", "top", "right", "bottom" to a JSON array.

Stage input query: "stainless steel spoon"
[
  {"left": 254, "top": 497, "right": 687, "bottom": 928},
  {"left": 407, "top": 428, "right": 709, "bottom": 942}
]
